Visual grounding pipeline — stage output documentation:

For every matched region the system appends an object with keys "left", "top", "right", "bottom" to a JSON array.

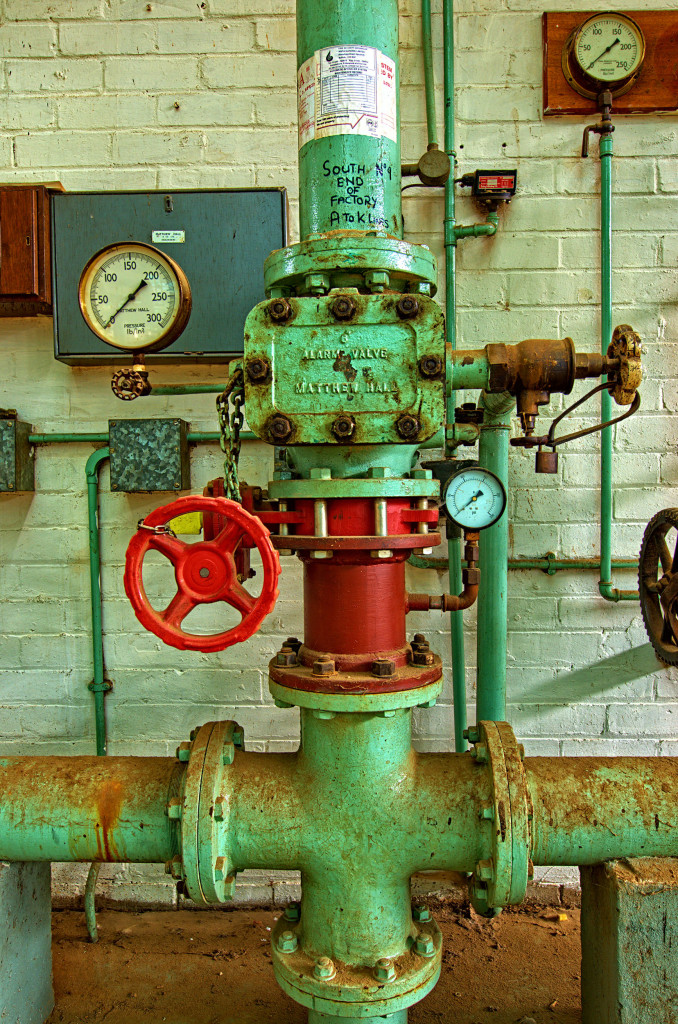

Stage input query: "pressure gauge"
[
  {"left": 562, "top": 13, "right": 645, "bottom": 100},
  {"left": 443, "top": 467, "right": 506, "bottom": 531},
  {"left": 78, "top": 241, "right": 192, "bottom": 352}
]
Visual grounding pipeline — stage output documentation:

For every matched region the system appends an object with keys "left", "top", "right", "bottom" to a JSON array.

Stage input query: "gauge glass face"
[
  {"left": 445, "top": 468, "right": 506, "bottom": 530},
  {"left": 78, "top": 242, "right": 190, "bottom": 352},
  {"left": 574, "top": 15, "right": 644, "bottom": 84}
]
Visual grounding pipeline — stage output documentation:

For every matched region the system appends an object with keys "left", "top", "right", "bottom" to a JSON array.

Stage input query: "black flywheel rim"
[{"left": 638, "top": 508, "right": 678, "bottom": 665}]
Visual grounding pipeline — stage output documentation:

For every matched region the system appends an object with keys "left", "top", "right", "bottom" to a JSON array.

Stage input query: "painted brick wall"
[{"left": 1, "top": 0, "right": 677, "bottom": 904}]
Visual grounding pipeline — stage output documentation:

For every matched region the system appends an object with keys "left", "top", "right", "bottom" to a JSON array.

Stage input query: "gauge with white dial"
[
  {"left": 562, "top": 13, "right": 645, "bottom": 99},
  {"left": 443, "top": 467, "right": 506, "bottom": 531},
  {"left": 78, "top": 241, "right": 192, "bottom": 352}
]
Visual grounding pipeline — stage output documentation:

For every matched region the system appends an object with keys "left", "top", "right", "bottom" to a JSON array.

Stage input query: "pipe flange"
[
  {"left": 468, "top": 720, "right": 531, "bottom": 916},
  {"left": 270, "top": 914, "right": 442, "bottom": 1017},
  {"left": 178, "top": 720, "right": 243, "bottom": 905},
  {"left": 607, "top": 324, "right": 642, "bottom": 406},
  {"left": 269, "top": 677, "right": 442, "bottom": 713}
]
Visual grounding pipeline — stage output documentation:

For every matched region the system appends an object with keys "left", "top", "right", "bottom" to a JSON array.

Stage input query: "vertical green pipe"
[
  {"left": 597, "top": 132, "right": 638, "bottom": 603},
  {"left": 86, "top": 447, "right": 111, "bottom": 757},
  {"left": 421, "top": 0, "right": 438, "bottom": 149},
  {"left": 442, "top": 0, "right": 467, "bottom": 752},
  {"left": 476, "top": 393, "right": 513, "bottom": 722},
  {"left": 296, "top": 0, "right": 402, "bottom": 238}
]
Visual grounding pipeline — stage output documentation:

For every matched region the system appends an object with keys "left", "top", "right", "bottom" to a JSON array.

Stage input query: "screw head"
[
  {"left": 283, "top": 902, "right": 300, "bottom": 922},
  {"left": 277, "top": 930, "right": 298, "bottom": 953},
  {"left": 414, "top": 932, "right": 435, "bottom": 957},
  {"left": 413, "top": 632, "right": 426, "bottom": 644},
  {"left": 331, "top": 414, "right": 356, "bottom": 441},
  {"left": 412, "top": 904, "right": 431, "bottom": 923},
  {"left": 396, "top": 295, "right": 419, "bottom": 319},
  {"left": 269, "top": 298, "right": 292, "bottom": 322},
  {"left": 396, "top": 413, "right": 420, "bottom": 439},
  {"left": 373, "top": 957, "right": 396, "bottom": 982},
  {"left": 330, "top": 295, "right": 357, "bottom": 321},
  {"left": 276, "top": 645, "right": 297, "bottom": 666},
  {"left": 418, "top": 354, "right": 444, "bottom": 378},
  {"left": 246, "top": 357, "right": 271, "bottom": 383},
  {"left": 312, "top": 656, "right": 335, "bottom": 676},
  {"left": 269, "top": 415, "right": 293, "bottom": 443},
  {"left": 313, "top": 956, "right": 336, "bottom": 980},
  {"left": 371, "top": 658, "right": 396, "bottom": 678}
]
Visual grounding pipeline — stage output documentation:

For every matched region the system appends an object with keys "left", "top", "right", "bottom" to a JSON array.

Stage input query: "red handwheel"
[{"left": 124, "top": 495, "right": 281, "bottom": 652}]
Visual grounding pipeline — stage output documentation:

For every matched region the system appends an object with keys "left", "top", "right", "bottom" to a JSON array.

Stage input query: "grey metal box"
[
  {"left": 109, "top": 418, "right": 190, "bottom": 493},
  {"left": 0, "top": 415, "right": 34, "bottom": 492},
  {"left": 52, "top": 189, "right": 287, "bottom": 365}
]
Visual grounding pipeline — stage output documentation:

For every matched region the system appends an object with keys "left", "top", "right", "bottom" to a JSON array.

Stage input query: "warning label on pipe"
[{"left": 298, "top": 45, "right": 397, "bottom": 149}]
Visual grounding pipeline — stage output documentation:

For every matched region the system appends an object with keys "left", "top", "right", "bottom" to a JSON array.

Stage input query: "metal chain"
[{"left": 216, "top": 367, "right": 245, "bottom": 502}]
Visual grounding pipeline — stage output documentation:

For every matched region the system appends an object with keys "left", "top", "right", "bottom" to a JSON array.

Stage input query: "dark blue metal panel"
[{"left": 109, "top": 418, "right": 190, "bottom": 493}]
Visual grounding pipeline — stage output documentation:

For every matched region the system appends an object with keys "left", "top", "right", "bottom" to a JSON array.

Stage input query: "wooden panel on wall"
[
  {"left": 0, "top": 184, "right": 62, "bottom": 316},
  {"left": 543, "top": 11, "right": 678, "bottom": 116}
]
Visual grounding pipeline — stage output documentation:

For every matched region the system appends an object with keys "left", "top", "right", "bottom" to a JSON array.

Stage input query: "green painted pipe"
[
  {"left": 597, "top": 131, "right": 638, "bottom": 603},
  {"left": 85, "top": 448, "right": 111, "bottom": 758},
  {"left": 29, "top": 431, "right": 256, "bottom": 444},
  {"left": 0, "top": 756, "right": 178, "bottom": 862},
  {"left": 453, "top": 211, "right": 498, "bottom": 241},
  {"left": 150, "top": 384, "right": 225, "bottom": 395},
  {"left": 296, "top": 0, "right": 402, "bottom": 239},
  {"left": 84, "top": 862, "right": 101, "bottom": 943},
  {"left": 410, "top": 553, "right": 638, "bottom": 573},
  {"left": 447, "top": 349, "right": 490, "bottom": 394},
  {"left": 421, "top": 0, "right": 438, "bottom": 149},
  {"left": 476, "top": 393, "right": 513, "bottom": 723}
]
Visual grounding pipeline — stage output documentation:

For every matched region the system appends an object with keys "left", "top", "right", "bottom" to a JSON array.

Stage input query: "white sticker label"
[
  {"left": 151, "top": 230, "right": 185, "bottom": 243},
  {"left": 298, "top": 45, "right": 396, "bottom": 149}
]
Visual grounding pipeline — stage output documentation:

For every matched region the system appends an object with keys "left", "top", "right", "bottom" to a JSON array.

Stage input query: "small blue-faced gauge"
[{"left": 443, "top": 467, "right": 506, "bottom": 530}]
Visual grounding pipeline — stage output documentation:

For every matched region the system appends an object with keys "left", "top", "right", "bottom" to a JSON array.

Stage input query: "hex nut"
[
  {"left": 277, "top": 930, "right": 298, "bottom": 953},
  {"left": 396, "top": 295, "right": 419, "bottom": 320},
  {"left": 246, "top": 357, "right": 271, "bottom": 383},
  {"left": 413, "top": 633, "right": 426, "bottom": 644},
  {"left": 269, "top": 298, "right": 292, "bottom": 322},
  {"left": 269, "top": 415, "right": 294, "bottom": 443},
  {"left": 276, "top": 645, "right": 297, "bottom": 666},
  {"left": 214, "top": 856, "right": 228, "bottom": 882},
  {"left": 373, "top": 957, "right": 397, "bottom": 983},
  {"left": 283, "top": 902, "right": 301, "bottom": 922},
  {"left": 330, "top": 295, "right": 357, "bottom": 321},
  {"left": 167, "top": 798, "right": 182, "bottom": 820},
  {"left": 331, "top": 414, "right": 356, "bottom": 441},
  {"left": 396, "top": 414, "right": 420, "bottom": 439},
  {"left": 313, "top": 657, "right": 335, "bottom": 676},
  {"left": 476, "top": 859, "right": 494, "bottom": 882},
  {"left": 414, "top": 932, "right": 435, "bottom": 957},
  {"left": 176, "top": 741, "right": 191, "bottom": 762},
  {"left": 418, "top": 354, "right": 444, "bottom": 379},
  {"left": 213, "top": 796, "right": 226, "bottom": 821},
  {"left": 285, "top": 636, "right": 302, "bottom": 653},
  {"left": 411, "top": 639, "right": 430, "bottom": 654},
  {"left": 412, "top": 904, "right": 431, "bottom": 923},
  {"left": 313, "top": 956, "right": 336, "bottom": 980},
  {"left": 412, "top": 650, "right": 435, "bottom": 666},
  {"left": 371, "top": 658, "right": 396, "bottom": 678}
]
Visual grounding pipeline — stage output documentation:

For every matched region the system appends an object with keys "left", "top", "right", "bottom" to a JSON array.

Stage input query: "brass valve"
[{"left": 608, "top": 324, "right": 642, "bottom": 406}]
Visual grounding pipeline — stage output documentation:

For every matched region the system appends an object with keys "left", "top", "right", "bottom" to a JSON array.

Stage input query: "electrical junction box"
[
  {"left": 109, "top": 418, "right": 190, "bottom": 493},
  {"left": 0, "top": 413, "right": 34, "bottom": 492},
  {"left": 52, "top": 189, "right": 288, "bottom": 365}
]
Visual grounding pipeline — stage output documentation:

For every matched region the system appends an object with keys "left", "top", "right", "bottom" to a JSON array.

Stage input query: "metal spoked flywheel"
[{"left": 639, "top": 508, "right": 678, "bottom": 664}]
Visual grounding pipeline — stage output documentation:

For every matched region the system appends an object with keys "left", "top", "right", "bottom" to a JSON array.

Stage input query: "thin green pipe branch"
[
  {"left": 85, "top": 448, "right": 112, "bottom": 758},
  {"left": 597, "top": 131, "right": 639, "bottom": 603},
  {"left": 149, "top": 384, "right": 226, "bottom": 396},
  {"left": 453, "top": 210, "right": 498, "bottom": 241},
  {"left": 409, "top": 553, "right": 638, "bottom": 573},
  {"left": 421, "top": 0, "right": 438, "bottom": 149},
  {"left": 29, "top": 430, "right": 257, "bottom": 445}
]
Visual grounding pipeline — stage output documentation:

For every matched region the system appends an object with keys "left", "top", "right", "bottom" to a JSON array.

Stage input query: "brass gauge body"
[
  {"left": 562, "top": 12, "right": 645, "bottom": 100},
  {"left": 78, "top": 241, "right": 192, "bottom": 353}
]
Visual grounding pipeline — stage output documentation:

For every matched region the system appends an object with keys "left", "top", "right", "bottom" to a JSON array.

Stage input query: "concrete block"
[
  {"left": 581, "top": 859, "right": 678, "bottom": 1024},
  {"left": 0, "top": 861, "right": 53, "bottom": 1024}
]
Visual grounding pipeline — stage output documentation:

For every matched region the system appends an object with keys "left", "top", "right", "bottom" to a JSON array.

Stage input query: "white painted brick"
[
  {"left": 561, "top": 738, "right": 659, "bottom": 756},
  {"left": 157, "top": 91, "right": 253, "bottom": 127},
  {"left": 202, "top": 53, "right": 292, "bottom": 89},
  {"left": 57, "top": 92, "right": 157, "bottom": 128},
  {"left": 156, "top": 18, "right": 254, "bottom": 53},
  {"left": 5, "top": 57, "right": 104, "bottom": 92},
  {"left": 14, "top": 129, "right": 111, "bottom": 167},
  {"left": 254, "top": 16, "right": 295, "bottom": 52},
  {"left": 59, "top": 21, "right": 157, "bottom": 55},
  {"left": 112, "top": 128, "right": 205, "bottom": 164},
  {"left": 0, "top": 23, "right": 57, "bottom": 57},
  {"left": 507, "top": 702, "right": 606, "bottom": 737},
  {"left": 0, "top": 96, "right": 56, "bottom": 130},
  {"left": 607, "top": 702, "right": 678, "bottom": 737},
  {"left": 104, "top": 56, "right": 199, "bottom": 91},
  {"left": 6, "top": 0, "right": 107, "bottom": 18}
]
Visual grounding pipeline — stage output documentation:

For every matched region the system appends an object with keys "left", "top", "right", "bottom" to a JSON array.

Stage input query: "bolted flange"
[
  {"left": 283, "top": 902, "right": 300, "bottom": 922},
  {"left": 269, "top": 415, "right": 294, "bottom": 443},
  {"left": 418, "top": 354, "right": 444, "bottom": 379},
  {"left": 176, "top": 741, "right": 191, "bottom": 762},
  {"left": 412, "top": 650, "right": 435, "bottom": 666},
  {"left": 276, "top": 645, "right": 297, "bottom": 666}
]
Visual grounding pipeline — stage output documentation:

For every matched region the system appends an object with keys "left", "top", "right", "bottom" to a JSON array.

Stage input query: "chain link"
[{"left": 216, "top": 367, "right": 245, "bottom": 502}]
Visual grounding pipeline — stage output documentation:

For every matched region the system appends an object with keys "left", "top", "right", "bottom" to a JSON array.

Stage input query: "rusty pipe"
[{"left": 407, "top": 583, "right": 478, "bottom": 612}]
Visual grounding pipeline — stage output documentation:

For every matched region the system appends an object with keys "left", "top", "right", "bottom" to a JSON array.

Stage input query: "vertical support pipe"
[
  {"left": 442, "top": 0, "right": 467, "bottom": 752},
  {"left": 597, "top": 131, "right": 638, "bottom": 603},
  {"left": 476, "top": 393, "right": 513, "bottom": 722},
  {"left": 421, "top": 0, "right": 438, "bottom": 149},
  {"left": 86, "top": 447, "right": 111, "bottom": 757}
]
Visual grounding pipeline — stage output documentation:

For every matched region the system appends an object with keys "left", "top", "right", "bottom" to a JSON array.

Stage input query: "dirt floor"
[{"left": 47, "top": 903, "right": 581, "bottom": 1024}]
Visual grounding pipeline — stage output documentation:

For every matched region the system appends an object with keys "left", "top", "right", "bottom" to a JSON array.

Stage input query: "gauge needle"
[
  {"left": 586, "top": 37, "right": 620, "bottom": 71},
  {"left": 459, "top": 489, "right": 483, "bottom": 511},
  {"left": 104, "top": 279, "right": 148, "bottom": 328}
]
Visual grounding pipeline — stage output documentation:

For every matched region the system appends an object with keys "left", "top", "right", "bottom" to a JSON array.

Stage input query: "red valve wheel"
[{"left": 124, "top": 495, "right": 281, "bottom": 652}]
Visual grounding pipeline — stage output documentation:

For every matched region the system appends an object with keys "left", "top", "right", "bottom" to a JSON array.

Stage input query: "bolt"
[
  {"left": 396, "top": 295, "right": 419, "bottom": 320},
  {"left": 412, "top": 904, "right": 431, "bottom": 923},
  {"left": 285, "top": 636, "right": 302, "bottom": 652},
  {"left": 463, "top": 726, "right": 480, "bottom": 744},
  {"left": 269, "top": 415, "right": 293, "bottom": 443},
  {"left": 169, "top": 857, "right": 184, "bottom": 880},
  {"left": 233, "top": 726, "right": 244, "bottom": 748},
  {"left": 412, "top": 650, "right": 435, "bottom": 666},
  {"left": 277, "top": 930, "right": 298, "bottom": 953},
  {"left": 276, "top": 644, "right": 297, "bottom": 666},
  {"left": 176, "top": 741, "right": 191, "bottom": 762},
  {"left": 479, "top": 803, "right": 495, "bottom": 821},
  {"left": 313, "top": 956, "right": 336, "bottom": 980},
  {"left": 283, "top": 902, "right": 300, "bottom": 922},
  {"left": 269, "top": 298, "right": 292, "bottom": 322},
  {"left": 213, "top": 796, "right": 226, "bottom": 821},
  {"left": 313, "top": 656, "right": 335, "bottom": 676},
  {"left": 246, "top": 357, "right": 271, "bottom": 383},
  {"left": 413, "top": 633, "right": 426, "bottom": 644},
  {"left": 373, "top": 957, "right": 396, "bottom": 983},
  {"left": 330, "top": 295, "right": 356, "bottom": 321},
  {"left": 472, "top": 743, "right": 489, "bottom": 764},
  {"left": 214, "top": 856, "right": 228, "bottom": 882},
  {"left": 518, "top": 743, "right": 526, "bottom": 761},
  {"left": 411, "top": 639, "right": 430, "bottom": 654},
  {"left": 476, "top": 859, "right": 494, "bottom": 882},
  {"left": 396, "top": 413, "right": 420, "bottom": 440},
  {"left": 167, "top": 798, "right": 182, "bottom": 820},
  {"left": 414, "top": 932, "right": 435, "bottom": 957},
  {"left": 418, "top": 354, "right": 444, "bottom": 378},
  {"left": 176, "top": 880, "right": 188, "bottom": 898},
  {"left": 371, "top": 658, "right": 396, "bottom": 678},
  {"left": 331, "top": 414, "right": 356, "bottom": 441}
]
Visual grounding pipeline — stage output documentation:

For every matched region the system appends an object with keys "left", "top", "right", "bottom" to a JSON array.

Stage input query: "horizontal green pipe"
[
  {"left": 409, "top": 553, "right": 638, "bottom": 572},
  {"left": 447, "top": 348, "right": 490, "bottom": 393},
  {"left": 149, "top": 384, "right": 226, "bottom": 395},
  {"left": 0, "top": 756, "right": 179, "bottom": 863},
  {"left": 29, "top": 431, "right": 257, "bottom": 445},
  {"left": 453, "top": 212, "right": 498, "bottom": 242},
  {"left": 599, "top": 581, "right": 639, "bottom": 603}
]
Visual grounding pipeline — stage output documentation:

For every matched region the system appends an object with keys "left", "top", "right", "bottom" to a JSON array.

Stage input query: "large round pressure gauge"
[
  {"left": 78, "top": 241, "right": 192, "bottom": 352},
  {"left": 562, "top": 13, "right": 645, "bottom": 100},
  {"left": 444, "top": 467, "right": 506, "bottom": 531}
]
